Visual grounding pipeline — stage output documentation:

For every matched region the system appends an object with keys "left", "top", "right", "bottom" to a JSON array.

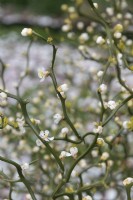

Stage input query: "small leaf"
[{"left": 0, "top": 116, "right": 8, "bottom": 128}]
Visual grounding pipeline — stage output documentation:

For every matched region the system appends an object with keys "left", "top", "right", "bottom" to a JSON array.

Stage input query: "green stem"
[
  {"left": 100, "top": 61, "right": 110, "bottom": 84},
  {"left": 65, "top": 134, "right": 98, "bottom": 182},
  {"left": 0, "top": 156, "right": 37, "bottom": 200},
  {"left": 0, "top": 57, "right": 6, "bottom": 90},
  {"left": 53, "top": 134, "right": 98, "bottom": 198},
  {"left": 20, "top": 102, "right": 64, "bottom": 172},
  {"left": 115, "top": 62, "right": 133, "bottom": 94},
  {"left": 78, "top": 181, "right": 102, "bottom": 193},
  {"left": 0, "top": 88, "right": 64, "bottom": 173},
  {"left": 126, "top": 187, "right": 131, "bottom": 200},
  {"left": 87, "top": 0, "right": 114, "bottom": 56},
  {"left": 9, "top": 183, "right": 13, "bottom": 200},
  {"left": 97, "top": 91, "right": 105, "bottom": 122},
  {"left": 17, "top": 39, "right": 33, "bottom": 96},
  {"left": 49, "top": 46, "right": 81, "bottom": 140},
  {"left": 54, "top": 136, "right": 81, "bottom": 144},
  {"left": 102, "top": 94, "right": 133, "bottom": 126}
]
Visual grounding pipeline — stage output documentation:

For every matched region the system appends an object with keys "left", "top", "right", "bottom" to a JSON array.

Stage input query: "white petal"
[{"left": 49, "top": 137, "right": 54, "bottom": 141}]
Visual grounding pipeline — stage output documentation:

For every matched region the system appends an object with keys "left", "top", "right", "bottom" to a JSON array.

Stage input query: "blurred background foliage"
[
  {"left": 0, "top": 0, "right": 72, "bottom": 15},
  {"left": 0, "top": 0, "right": 133, "bottom": 40},
  {"left": 0, "top": 0, "right": 133, "bottom": 16}
]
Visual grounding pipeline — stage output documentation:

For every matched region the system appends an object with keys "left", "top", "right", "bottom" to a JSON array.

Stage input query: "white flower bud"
[
  {"left": 107, "top": 100, "right": 117, "bottom": 110},
  {"left": 107, "top": 160, "right": 114, "bottom": 167},
  {"left": 97, "top": 138, "right": 105, "bottom": 146},
  {"left": 36, "top": 139, "right": 43, "bottom": 147},
  {"left": 93, "top": 126, "right": 103, "bottom": 134},
  {"left": 78, "top": 45, "right": 86, "bottom": 52},
  {"left": 70, "top": 147, "right": 78, "bottom": 158},
  {"left": 39, "top": 130, "right": 54, "bottom": 142},
  {"left": 61, "top": 4, "right": 68, "bottom": 11},
  {"left": 57, "top": 84, "right": 68, "bottom": 93},
  {"left": 67, "top": 32, "right": 75, "bottom": 39},
  {"left": 79, "top": 33, "right": 89, "bottom": 43},
  {"left": 62, "top": 24, "right": 71, "bottom": 32},
  {"left": 59, "top": 151, "right": 71, "bottom": 159},
  {"left": 77, "top": 22, "right": 84, "bottom": 30},
  {"left": 53, "top": 113, "right": 62, "bottom": 124},
  {"left": 123, "top": 177, "right": 133, "bottom": 186},
  {"left": 21, "top": 28, "right": 33, "bottom": 36},
  {"left": 0, "top": 92, "right": 7, "bottom": 98},
  {"left": 61, "top": 127, "right": 69, "bottom": 135},
  {"left": 106, "top": 7, "right": 114, "bottom": 16},
  {"left": 125, "top": 13, "right": 132, "bottom": 20},
  {"left": 68, "top": 6, "right": 75, "bottom": 13},
  {"left": 96, "top": 36, "right": 105, "bottom": 45},
  {"left": 93, "top": 3, "right": 98, "bottom": 9},
  {"left": 123, "top": 121, "right": 129, "bottom": 129},
  {"left": 99, "top": 84, "right": 107, "bottom": 94},
  {"left": 91, "top": 150, "right": 98, "bottom": 157},
  {"left": 38, "top": 67, "right": 50, "bottom": 82},
  {"left": 82, "top": 195, "right": 92, "bottom": 200},
  {"left": 97, "top": 70, "right": 104, "bottom": 77},
  {"left": 101, "top": 152, "right": 109, "bottom": 161},
  {"left": 114, "top": 32, "right": 122, "bottom": 39},
  {"left": 21, "top": 163, "right": 29, "bottom": 170}
]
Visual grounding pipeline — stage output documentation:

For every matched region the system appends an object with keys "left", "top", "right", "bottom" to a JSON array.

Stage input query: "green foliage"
[{"left": 0, "top": 0, "right": 72, "bottom": 15}]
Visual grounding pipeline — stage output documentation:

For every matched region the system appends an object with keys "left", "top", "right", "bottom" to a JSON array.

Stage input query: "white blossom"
[
  {"left": 96, "top": 36, "right": 105, "bottom": 45},
  {"left": 123, "top": 121, "right": 128, "bottom": 129},
  {"left": 78, "top": 45, "right": 86, "bottom": 51},
  {"left": 61, "top": 127, "right": 69, "bottom": 135},
  {"left": 0, "top": 92, "right": 7, "bottom": 99},
  {"left": 79, "top": 33, "right": 89, "bottom": 43},
  {"left": 59, "top": 147, "right": 78, "bottom": 159},
  {"left": 97, "top": 138, "right": 105, "bottom": 146},
  {"left": 107, "top": 160, "right": 114, "bottom": 167},
  {"left": 21, "top": 28, "right": 33, "bottom": 36},
  {"left": 61, "top": 4, "right": 68, "bottom": 11},
  {"left": 62, "top": 24, "right": 71, "bottom": 32},
  {"left": 59, "top": 151, "right": 71, "bottom": 159},
  {"left": 36, "top": 139, "right": 43, "bottom": 147},
  {"left": 123, "top": 177, "right": 133, "bottom": 186},
  {"left": 97, "top": 70, "right": 104, "bottom": 77},
  {"left": 16, "top": 117, "right": 25, "bottom": 134},
  {"left": 0, "top": 92, "right": 7, "bottom": 106},
  {"left": 114, "top": 32, "right": 122, "bottom": 39},
  {"left": 106, "top": 7, "right": 114, "bottom": 16},
  {"left": 21, "top": 163, "right": 30, "bottom": 170},
  {"left": 31, "top": 118, "right": 41, "bottom": 125},
  {"left": 67, "top": 32, "right": 75, "bottom": 39},
  {"left": 53, "top": 113, "right": 62, "bottom": 124},
  {"left": 99, "top": 84, "right": 107, "bottom": 94},
  {"left": 91, "top": 150, "right": 98, "bottom": 157},
  {"left": 93, "top": 125, "right": 103, "bottom": 134},
  {"left": 106, "top": 135, "right": 113, "bottom": 142},
  {"left": 77, "top": 22, "right": 84, "bottom": 30},
  {"left": 107, "top": 100, "right": 117, "bottom": 110},
  {"left": 126, "top": 39, "right": 133, "bottom": 46},
  {"left": 38, "top": 67, "right": 49, "bottom": 82},
  {"left": 125, "top": 12, "right": 132, "bottom": 20},
  {"left": 101, "top": 152, "right": 109, "bottom": 161},
  {"left": 57, "top": 84, "right": 68, "bottom": 93},
  {"left": 117, "top": 53, "right": 123, "bottom": 65},
  {"left": 82, "top": 195, "right": 92, "bottom": 200},
  {"left": 25, "top": 194, "right": 32, "bottom": 200},
  {"left": 70, "top": 147, "right": 78, "bottom": 158},
  {"left": 39, "top": 130, "right": 54, "bottom": 142},
  {"left": 68, "top": 6, "right": 75, "bottom": 13},
  {"left": 93, "top": 3, "right": 98, "bottom": 9}
]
